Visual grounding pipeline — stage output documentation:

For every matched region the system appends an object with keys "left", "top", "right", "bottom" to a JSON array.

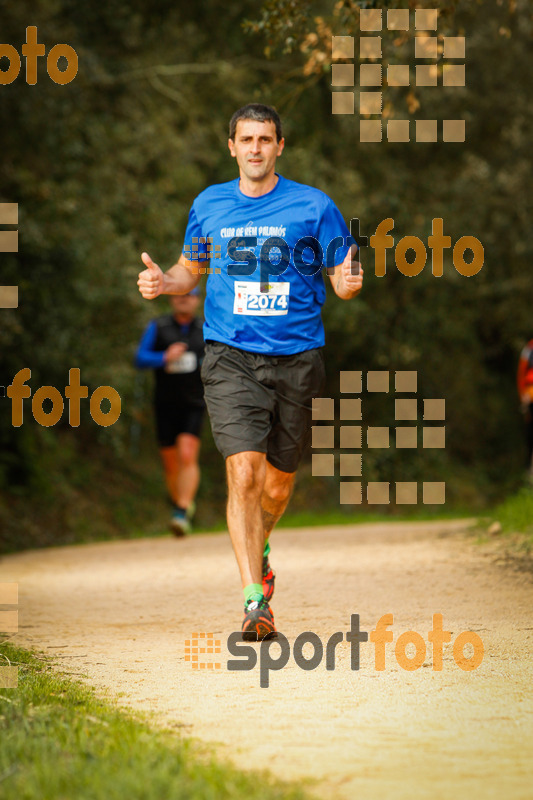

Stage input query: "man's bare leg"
[
  {"left": 228, "top": 451, "right": 280, "bottom": 640},
  {"left": 261, "top": 462, "right": 295, "bottom": 541},
  {"left": 159, "top": 446, "right": 178, "bottom": 504},
  {"left": 162, "top": 434, "right": 201, "bottom": 536},
  {"left": 174, "top": 433, "right": 201, "bottom": 509},
  {"left": 259, "top": 462, "right": 295, "bottom": 600},
  {"left": 226, "top": 451, "right": 267, "bottom": 588}
]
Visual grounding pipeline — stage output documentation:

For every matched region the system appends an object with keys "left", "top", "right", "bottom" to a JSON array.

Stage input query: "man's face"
[
  {"left": 228, "top": 119, "right": 284, "bottom": 183},
  {"left": 170, "top": 293, "right": 199, "bottom": 318}
]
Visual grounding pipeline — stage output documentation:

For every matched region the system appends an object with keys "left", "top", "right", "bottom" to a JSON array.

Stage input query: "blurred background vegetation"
[{"left": 1, "top": 0, "right": 532, "bottom": 552}]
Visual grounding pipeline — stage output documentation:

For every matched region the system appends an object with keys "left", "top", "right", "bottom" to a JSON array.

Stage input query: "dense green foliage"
[{"left": 1, "top": 0, "right": 531, "bottom": 550}]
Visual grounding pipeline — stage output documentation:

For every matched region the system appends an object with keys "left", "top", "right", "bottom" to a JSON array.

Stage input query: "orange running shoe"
[
  {"left": 241, "top": 597, "right": 277, "bottom": 641},
  {"left": 262, "top": 556, "right": 276, "bottom": 603}
]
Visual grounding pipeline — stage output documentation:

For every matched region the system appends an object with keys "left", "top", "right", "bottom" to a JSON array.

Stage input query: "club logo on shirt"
[{"left": 220, "top": 224, "right": 287, "bottom": 239}]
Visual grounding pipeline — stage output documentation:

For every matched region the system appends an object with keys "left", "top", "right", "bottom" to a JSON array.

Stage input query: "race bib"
[
  {"left": 165, "top": 351, "right": 197, "bottom": 374},
  {"left": 233, "top": 282, "right": 290, "bottom": 316}
]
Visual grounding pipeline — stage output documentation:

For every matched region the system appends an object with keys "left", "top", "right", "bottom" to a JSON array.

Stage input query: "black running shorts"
[
  {"left": 154, "top": 402, "right": 205, "bottom": 447},
  {"left": 200, "top": 341, "right": 326, "bottom": 473}
]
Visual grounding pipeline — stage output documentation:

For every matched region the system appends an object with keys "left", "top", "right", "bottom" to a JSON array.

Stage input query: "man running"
[
  {"left": 137, "top": 103, "right": 363, "bottom": 640},
  {"left": 135, "top": 290, "right": 205, "bottom": 536}
]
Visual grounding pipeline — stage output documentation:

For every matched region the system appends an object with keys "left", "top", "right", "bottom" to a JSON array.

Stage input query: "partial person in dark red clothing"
[{"left": 517, "top": 339, "right": 533, "bottom": 473}]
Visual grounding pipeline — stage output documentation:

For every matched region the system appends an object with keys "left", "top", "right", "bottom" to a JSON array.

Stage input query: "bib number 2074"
[{"left": 233, "top": 282, "right": 290, "bottom": 316}]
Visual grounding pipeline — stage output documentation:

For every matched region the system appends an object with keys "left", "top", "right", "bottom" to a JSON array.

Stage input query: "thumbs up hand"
[
  {"left": 334, "top": 243, "right": 363, "bottom": 299},
  {"left": 138, "top": 252, "right": 164, "bottom": 299},
  {"left": 343, "top": 244, "right": 363, "bottom": 293}
]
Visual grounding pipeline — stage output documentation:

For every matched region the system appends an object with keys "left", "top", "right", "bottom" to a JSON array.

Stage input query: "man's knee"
[
  {"left": 266, "top": 483, "right": 292, "bottom": 506},
  {"left": 227, "top": 452, "right": 266, "bottom": 498},
  {"left": 264, "top": 468, "right": 295, "bottom": 506},
  {"left": 176, "top": 435, "right": 200, "bottom": 466}
]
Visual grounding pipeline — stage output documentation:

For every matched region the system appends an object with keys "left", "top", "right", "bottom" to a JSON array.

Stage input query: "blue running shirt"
[{"left": 183, "top": 174, "right": 353, "bottom": 355}]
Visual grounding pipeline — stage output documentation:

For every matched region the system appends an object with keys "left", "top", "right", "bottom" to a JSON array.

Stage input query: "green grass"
[
  {"left": 0, "top": 643, "right": 310, "bottom": 800},
  {"left": 483, "top": 485, "right": 533, "bottom": 550},
  {"left": 88, "top": 505, "right": 474, "bottom": 545},
  {"left": 186, "top": 505, "right": 474, "bottom": 537},
  {"left": 276, "top": 506, "right": 473, "bottom": 528}
]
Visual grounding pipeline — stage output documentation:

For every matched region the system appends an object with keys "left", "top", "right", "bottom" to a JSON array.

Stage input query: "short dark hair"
[{"left": 229, "top": 104, "right": 283, "bottom": 142}]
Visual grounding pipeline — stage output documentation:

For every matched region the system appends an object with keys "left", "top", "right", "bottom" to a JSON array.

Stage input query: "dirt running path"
[{"left": 2, "top": 520, "right": 533, "bottom": 799}]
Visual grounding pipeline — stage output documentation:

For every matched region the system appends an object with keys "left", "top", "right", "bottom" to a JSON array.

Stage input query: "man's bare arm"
[{"left": 137, "top": 252, "right": 202, "bottom": 299}]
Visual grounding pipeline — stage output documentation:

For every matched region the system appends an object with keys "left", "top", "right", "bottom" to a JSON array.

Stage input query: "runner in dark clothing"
[{"left": 135, "top": 290, "right": 205, "bottom": 535}]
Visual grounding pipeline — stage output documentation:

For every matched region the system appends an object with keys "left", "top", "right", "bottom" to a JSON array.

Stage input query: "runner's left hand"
[
  {"left": 340, "top": 243, "right": 363, "bottom": 298},
  {"left": 164, "top": 343, "right": 187, "bottom": 363}
]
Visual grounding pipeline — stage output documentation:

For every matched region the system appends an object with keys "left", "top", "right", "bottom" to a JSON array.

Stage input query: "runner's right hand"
[{"left": 138, "top": 252, "right": 164, "bottom": 299}]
